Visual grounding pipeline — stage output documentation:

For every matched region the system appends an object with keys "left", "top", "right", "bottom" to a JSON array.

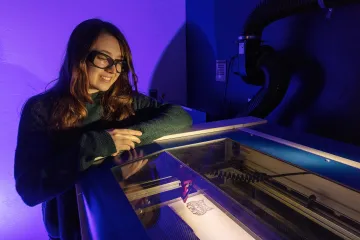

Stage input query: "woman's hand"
[
  {"left": 106, "top": 129, "right": 142, "bottom": 156},
  {"left": 121, "top": 159, "right": 148, "bottom": 180},
  {"left": 114, "top": 148, "right": 145, "bottom": 164},
  {"left": 115, "top": 149, "right": 147, "bottom": 180}
]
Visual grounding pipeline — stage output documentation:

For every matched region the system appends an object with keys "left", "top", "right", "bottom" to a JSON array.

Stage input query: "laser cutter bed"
[{"left": 77, "top": 117, "right": 360, "bottom": 240}]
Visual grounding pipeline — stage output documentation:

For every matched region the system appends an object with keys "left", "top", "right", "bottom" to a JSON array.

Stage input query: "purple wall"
[{"left": 0, "top": 1, "right": 186, "bottom": 239}]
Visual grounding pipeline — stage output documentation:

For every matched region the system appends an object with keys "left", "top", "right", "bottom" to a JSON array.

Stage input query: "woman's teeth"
[{"left": 101, "top": 76, "right": 112, "bottom": 81}]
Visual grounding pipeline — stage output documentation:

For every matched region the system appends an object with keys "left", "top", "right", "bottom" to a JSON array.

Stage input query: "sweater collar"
[{"left": 90, "top": 92, "right": 102, "bottom": 101}]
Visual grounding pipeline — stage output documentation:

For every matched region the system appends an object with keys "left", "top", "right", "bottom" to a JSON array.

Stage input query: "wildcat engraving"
[{"left": 186, "top": 200, "right": 213, "bottom": 216}]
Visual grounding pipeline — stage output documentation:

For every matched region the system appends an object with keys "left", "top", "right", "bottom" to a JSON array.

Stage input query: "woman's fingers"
[
  {"left": 113, "top": 134, "right": 141, "bottom": 144},
  {"left": 109, "top": 129, "right": 142, "bottom": 136}
]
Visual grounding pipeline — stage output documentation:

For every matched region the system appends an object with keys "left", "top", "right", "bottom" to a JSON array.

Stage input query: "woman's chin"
[
  {"left": 89, "top": 80, "right": 115, "bottom": 93},
  {"left": 94, "top": 84, "right": 112, "bottom": 92}
]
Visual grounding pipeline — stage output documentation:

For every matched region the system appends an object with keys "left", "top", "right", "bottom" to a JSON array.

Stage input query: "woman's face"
[{"left": 87, "top": 33, "right": 122, "bottom": 94}]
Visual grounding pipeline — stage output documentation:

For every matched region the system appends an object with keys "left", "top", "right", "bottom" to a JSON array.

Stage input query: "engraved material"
[{"left": 186, "top": 200, "right": 213, "bottom": 216}]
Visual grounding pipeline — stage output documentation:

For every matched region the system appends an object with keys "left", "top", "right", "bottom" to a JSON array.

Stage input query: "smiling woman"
[
  {"left": 13, "top": 18, "right": 192, "bottom": 240},
  {"left": 51, "top": 19, "right": 139, "bottom": 129},
  {"left": 86, "top": 34, "right": 127, "bottom": 93}
]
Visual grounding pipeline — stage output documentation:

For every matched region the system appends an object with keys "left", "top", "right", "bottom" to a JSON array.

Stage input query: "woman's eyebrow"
[{"left": 99, "top": 49, "right": 122, "bottom": 59}]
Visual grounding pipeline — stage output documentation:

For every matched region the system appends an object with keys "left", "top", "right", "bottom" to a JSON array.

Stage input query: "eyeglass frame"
[{"left": 86, "top": 50, "right": 127, "bottom": 73}]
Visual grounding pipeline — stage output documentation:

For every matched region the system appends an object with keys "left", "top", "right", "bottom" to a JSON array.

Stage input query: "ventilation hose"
[{"left": 237, "top": 0, "right": 360, "bottom": 118}]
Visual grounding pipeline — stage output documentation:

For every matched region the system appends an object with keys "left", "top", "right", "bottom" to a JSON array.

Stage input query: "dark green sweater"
[{"left": 14, "top": 90, "right": 192, "bottom": 239}]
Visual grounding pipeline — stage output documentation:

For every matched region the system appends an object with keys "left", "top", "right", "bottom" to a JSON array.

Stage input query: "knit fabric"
[{"left": 14, "top": 89, "right": 192, "bottom": 239}]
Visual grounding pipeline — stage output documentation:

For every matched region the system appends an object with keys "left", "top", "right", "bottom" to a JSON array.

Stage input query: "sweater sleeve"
[
  {"left": 14, "top": 97, "right": 117, "bottom": 207},
  {"left": 129, "top": 94, "right": 193, "bottom": 146}
]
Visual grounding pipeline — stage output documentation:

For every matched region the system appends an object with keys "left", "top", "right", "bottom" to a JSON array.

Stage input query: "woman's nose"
[{"left": 105, "top": 64, "right": 116, "bottom": 73}]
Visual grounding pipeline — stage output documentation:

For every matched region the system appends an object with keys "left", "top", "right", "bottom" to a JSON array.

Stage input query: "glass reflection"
[{"left": 111, "top": 139, "right": 360, "bottom": 240}]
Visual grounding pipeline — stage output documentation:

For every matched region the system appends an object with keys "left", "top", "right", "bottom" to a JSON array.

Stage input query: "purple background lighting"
[{"left": 0, "top": 1, "right": 186, "bottom": 239}]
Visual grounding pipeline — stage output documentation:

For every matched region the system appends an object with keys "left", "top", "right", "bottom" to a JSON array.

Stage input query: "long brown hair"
[{"left": 50, "top": 19, "right": 138, "bottom": 129}]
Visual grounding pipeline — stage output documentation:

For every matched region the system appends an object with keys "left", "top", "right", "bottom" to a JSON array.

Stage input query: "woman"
[{"left": 14, "top": 18, "right": 192, "bottom": 240}]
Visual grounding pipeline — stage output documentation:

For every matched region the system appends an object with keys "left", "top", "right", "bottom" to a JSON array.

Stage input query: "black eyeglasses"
[{"left": 87, "top": 50, "right": 127, "bottom": 73}]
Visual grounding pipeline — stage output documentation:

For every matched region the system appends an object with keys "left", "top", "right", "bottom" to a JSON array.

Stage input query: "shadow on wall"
[
  {"left": 266, "top": 6, "right": 360, "bottom": 146},
  {"left": 0, "top": 40, "right": 48, "bottom": 240},
  {"left": 306, "top": 5, "right": 360, "bottom": 146},
  {"left": 185, "top": 23, "right": 216, "bottom": 115},
  {"left": 185, "top": 0, "right": 248, "bottom": 120},
  {"left": 186, "top": 1, "right": 360, "bottom": 145},
  {"left": 212, "top": 0, "right": 263, "bottom": 120},
  {"left": 266, "top": 13, "right": 325, "bottom": 130},
  {"left": 149, "top": 25, "right": 187, "bottom": 106},
  {"left": 269, "top": 53, "right": 325, "bottom": 129}
]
